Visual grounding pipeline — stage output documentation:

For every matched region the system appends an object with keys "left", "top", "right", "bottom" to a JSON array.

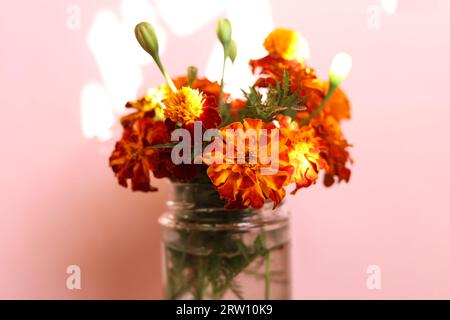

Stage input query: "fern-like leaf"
[{"left": 239, "top": 70, "right": 306, "bottom": 122}]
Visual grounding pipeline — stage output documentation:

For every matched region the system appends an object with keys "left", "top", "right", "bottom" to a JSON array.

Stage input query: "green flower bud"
[
  {"left": 226, "top": 40, "right": 237, "bottom": 63},
  {"left": 135, "top": 22, "right": 159, "bottom": 59},
  {"left": 216, "top": 19, "right": 232, "bottom": 47},
  {"left": 134, "top": 22, "right": 177, "bottom": 92},
  {"left": 187, "top": 66, "right": 198, "bottom": 87}
]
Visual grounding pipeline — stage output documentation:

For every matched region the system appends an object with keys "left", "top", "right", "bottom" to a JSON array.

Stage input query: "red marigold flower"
[{"left": 109, "top": 118, "right": 171, "bottom": 192}]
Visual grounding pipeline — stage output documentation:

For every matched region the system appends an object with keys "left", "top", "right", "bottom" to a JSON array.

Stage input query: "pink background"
[{"left": 1, "top": 0, "right": 450, "bottom": 299}]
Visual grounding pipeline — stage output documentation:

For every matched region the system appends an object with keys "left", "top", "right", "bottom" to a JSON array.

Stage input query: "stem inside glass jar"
[{"left": 160, "top": 182, "right": 289, "bottom": 300}]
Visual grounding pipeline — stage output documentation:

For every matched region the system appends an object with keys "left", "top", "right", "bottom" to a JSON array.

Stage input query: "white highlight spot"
[
  {"left": 81, "top": 0, "right": 167, "bottom": 141},
  {"left": 381, "top": 0, "right": 398, "bottom": 15},
  {"left": 81, "top": 83, "right": 114, "bottom": 141},
  {"left": 152, "top": 0, "right": 228, "bottom": 36},
  {"left": 87, "top": 10, "right": 143, "bottom": 113},
  {"left": 294, "top": 33, "right": 311, "bottom": 62}
]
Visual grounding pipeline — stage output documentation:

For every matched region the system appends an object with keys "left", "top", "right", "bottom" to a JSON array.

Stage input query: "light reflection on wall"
[
  {"left": 81, "top": 83, "right": 114, "bottom": 141},
  {"left": 152, "top": 0, "right": 230, "bottom": 36},
  {"left": 81, "top": 0, "right": 166, "bottom": 140},
  {"left": 381, "top": 0, "right": 398, "bottom": 14},
  {"left": 82, "top": 0, "right": 306, "bottom": 139}
]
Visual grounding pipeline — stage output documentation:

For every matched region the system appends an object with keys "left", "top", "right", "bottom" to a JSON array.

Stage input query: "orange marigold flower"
[
  {"left": 295, "top": 79, "right": 351, "bottom": 124},
  {"left": 206, "top": 119, "right": 293, "bottom": 209},
  {"left": 109, "top": 117, "right": 171, "bottom": 192},
  {"left": 313, "top": 116, "right": 352, "bottom": 186},
  {"left": 263, "top": 28, "right": 303, "bottom": 61}
]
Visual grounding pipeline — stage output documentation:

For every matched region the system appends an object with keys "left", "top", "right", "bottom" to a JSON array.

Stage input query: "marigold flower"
[
  {"left": 172, "top": 76, "right": 223, "bottom": 100},
  {"left": 120, "top": 86, "right": 167, "bottom": 128},
  {"left": 289, "top": 130, "right": 326, "bottom": 192},
  {"left": 163, "top": 86, "right": 204, "bottom": 124},
  {"left": 162, "top": 82, "right": 222, "bottom": 129},
  {"left": 263, "top": 28, "right": 303, "bottom": 61},
  {"left": 296, "top": 79, "right": 351, "bottom": 124},
  {"left": 110, "top": 115, "right": 200, "bottom": 191},
  {"left": 206, "top": 119, "right": 293, "bottom": 209},
  {"left": 109, "top": 118, "right": 171, "bottom": 192},
  {"left": 122, "top": 77, "right": 223, "bottom": 129},
  {"left": 313, "top": 116, "right": 352, "bottom": 186},
  {"left": 276, "top": 116, "right": 326, "bottom": 192}
]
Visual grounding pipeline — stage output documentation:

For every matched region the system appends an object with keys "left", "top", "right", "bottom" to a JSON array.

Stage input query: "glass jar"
[{"left": 159, "top": 182, "right": 290, "bottom": 300}]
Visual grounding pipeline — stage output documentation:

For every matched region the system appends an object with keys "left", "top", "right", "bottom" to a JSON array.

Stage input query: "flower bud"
[
  {"left": 329, "top": 52, "right": 352, "bottom": 86},
  {"left": 187, "top": 66, "right": 198, "bottom": 87},
  {"left": 226, "top": 40, "right": 237, "bottom": 63},
  {"left": 216, "top": 19, "right": 232, "bottom": 47},
  {"left": 135, "top": 22, "right": 159, "bottom": 59}
]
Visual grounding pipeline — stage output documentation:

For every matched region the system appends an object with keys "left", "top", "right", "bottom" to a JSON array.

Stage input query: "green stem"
[
  {"left": 188, "top": 75, "right": 194, "bottom": 88},
  {"left": 154, "top": 55, "right": 177, "bottom": 92},
  {"left": 265, "top": 251, "right": 271, "bottom": 300},
  {"left": 218, "top": 55, "right": 227, "bottom": 113},
  {"left": 300, "top": 82, "right": 337, "bottom": 126},
  {"left": 195, "top": 257, "right": 206, "bottom": 300}
]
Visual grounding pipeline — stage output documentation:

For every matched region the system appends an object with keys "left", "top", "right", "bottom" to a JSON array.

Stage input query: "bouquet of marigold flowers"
[{"left": 109, "top": 20, "right": 352, "bottom": 300}]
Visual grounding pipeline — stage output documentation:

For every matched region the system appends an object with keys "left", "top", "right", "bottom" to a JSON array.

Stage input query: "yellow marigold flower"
[
  {"left": 263, "top": 28, "right": 303, "bottom": 61},
  {"left": 277, "top": 116, "right": 327, "bottom": 193},
  {"left": 163, "top": 86, "right": 205, "bottom": 124},
  {"left": 288, "top": 127, "right": 325, "bottom": 192}
]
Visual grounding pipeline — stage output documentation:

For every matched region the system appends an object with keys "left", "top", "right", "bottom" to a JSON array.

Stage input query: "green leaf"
[
  {"left": 239, "top": 70, "right": 306, "bottom": 122},
  {"left": 146, "top": 142, "right": 177, "bottom": 149}
]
